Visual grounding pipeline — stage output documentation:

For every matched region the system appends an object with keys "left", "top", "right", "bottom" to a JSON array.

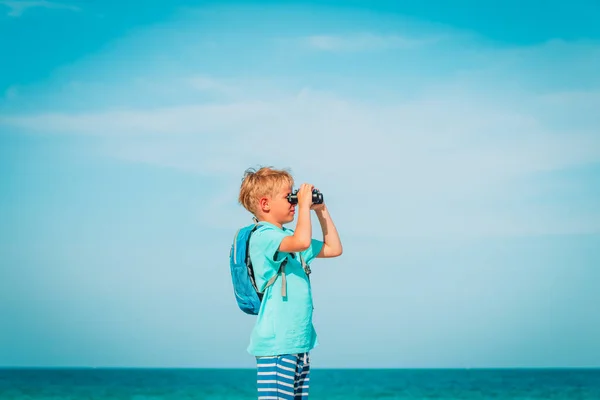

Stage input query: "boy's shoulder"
[{"left": 250, "top": 223, "right": 293, "bottom": 255}]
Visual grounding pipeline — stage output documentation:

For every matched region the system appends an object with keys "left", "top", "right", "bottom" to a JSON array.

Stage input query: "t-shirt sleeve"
[
  {"left": 249, "top": 226, "right": 288, "bottom": 285},
  {"left": 301, "top": 238, "right": 324, "bottom": 265}
]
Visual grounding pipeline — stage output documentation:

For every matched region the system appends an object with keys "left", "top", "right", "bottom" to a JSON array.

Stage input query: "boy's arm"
[
  {"left": 279, "top": 183, "right": 314, "bottom": 253},
  {"left": 278, "top": 203, "right": 311, "bottom": 252},
  {"left": 315, "top": 205, "right": 342, "bottom": 258}
]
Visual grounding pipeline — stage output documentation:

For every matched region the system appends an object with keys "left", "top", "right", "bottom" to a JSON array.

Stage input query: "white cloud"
[
  {"left": 188, "top": 76, "right": 238, "bottom": 96},
  {"left": 3, "top": 84, "right": 599, "bottom": 237},
  {"left": 0, "top": 0, "right": 79, "bottom": 17},
  {"left": 3, "top": 85, "right": 597, "bottom": 174},
  {"left": 302, "top": 33, "right": 438, "bottom": 51}
]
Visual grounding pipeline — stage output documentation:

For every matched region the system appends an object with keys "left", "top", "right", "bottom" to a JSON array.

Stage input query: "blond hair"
[{"left": 239, "top": 166, "right": 294, "bottom": 215}]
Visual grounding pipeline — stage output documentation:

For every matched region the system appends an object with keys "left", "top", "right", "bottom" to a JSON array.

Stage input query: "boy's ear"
[{"left": 259, "top": 197, "right": 270, "bottom": 211}]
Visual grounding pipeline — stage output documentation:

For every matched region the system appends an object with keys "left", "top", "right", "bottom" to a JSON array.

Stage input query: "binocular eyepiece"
[{"left": 287, "top": 189, "right": 324, "bottom": 205}]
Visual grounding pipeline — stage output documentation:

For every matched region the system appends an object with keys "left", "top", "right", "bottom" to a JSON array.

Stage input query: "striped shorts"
[{"left": 256, "top": 353, "right": 310, "bottom": 399}]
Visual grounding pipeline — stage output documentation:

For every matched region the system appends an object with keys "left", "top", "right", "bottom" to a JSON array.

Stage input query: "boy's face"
[{"left": 268, "top": 183, "right": 296, "bottom": 225}]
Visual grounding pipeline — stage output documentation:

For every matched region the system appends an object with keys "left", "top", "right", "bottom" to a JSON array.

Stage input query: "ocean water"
[{"left": 1, "top": 368, "right": 599, "bottom": 399}]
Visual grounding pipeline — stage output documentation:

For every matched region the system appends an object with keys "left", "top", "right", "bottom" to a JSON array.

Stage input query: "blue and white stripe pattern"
[{"left": 256, "top": 353, "right": 310, "bottom": 399}]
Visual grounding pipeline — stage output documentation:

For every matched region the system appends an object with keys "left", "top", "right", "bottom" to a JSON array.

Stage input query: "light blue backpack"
[{"left": 229, "top": 222, "right": 310, "bottom": 315}]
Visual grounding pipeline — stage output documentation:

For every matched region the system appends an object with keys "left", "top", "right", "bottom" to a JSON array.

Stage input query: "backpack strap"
[
  {"left": 264, "top": 252, "right": 309, "bottom": 298},
  {"left": 299, "top": 252, "right": 311, "bottom": 277},
  {"left": 245, "top": 222, "right": 262, "bottom": 294},
  {"left": 262, "top": 258, "right": 288, "bottom": 297},
  {"left": 260, "top": 252, "right": 312, "bottom": 297}
]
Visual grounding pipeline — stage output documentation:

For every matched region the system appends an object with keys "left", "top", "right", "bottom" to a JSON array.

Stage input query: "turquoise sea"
[{"left": 1, "top": 368, "right": 599, "bottom": 399}]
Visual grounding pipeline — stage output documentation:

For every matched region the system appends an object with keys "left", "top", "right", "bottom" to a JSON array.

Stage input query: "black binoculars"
[{"left": 287, "top": 189, "right": 324, "bottom": 205}]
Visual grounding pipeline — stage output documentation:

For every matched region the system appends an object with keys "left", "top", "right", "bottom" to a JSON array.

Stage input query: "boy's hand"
[
  {"left": 297, "top": 183, "right": 314, "bottom": 209},
  {"left": 311, "top": 203, "right": 325, "bottom": 211},
  {"left": 310, "top": 187, "right": 325, "bottom": 211}
]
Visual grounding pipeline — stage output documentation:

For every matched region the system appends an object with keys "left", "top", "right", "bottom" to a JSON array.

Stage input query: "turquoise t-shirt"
[{"left": 247, "top": 222, "right": 324, "bottom": 356}]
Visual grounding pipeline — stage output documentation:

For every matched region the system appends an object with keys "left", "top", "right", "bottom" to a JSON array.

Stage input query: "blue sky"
[{"left": 1, "top": 0, "right": 599, "bottom": 368}]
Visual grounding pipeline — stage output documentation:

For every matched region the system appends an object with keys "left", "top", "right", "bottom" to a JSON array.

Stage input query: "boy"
[{"left": 238, "top": 166, "right": 343, "bottom": 399}]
